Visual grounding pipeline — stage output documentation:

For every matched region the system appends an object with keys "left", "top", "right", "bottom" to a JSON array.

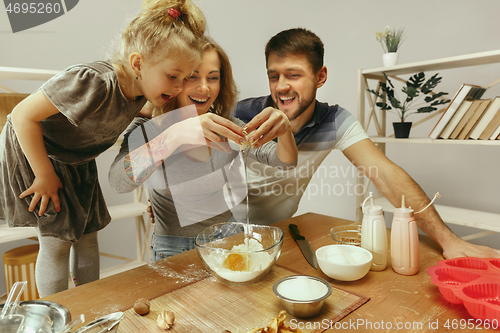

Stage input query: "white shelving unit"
[
  {"left": 356, "top": 50, "right": 500, "bottom": 240},
  {"left": 0, "top": 66, "right": 150, "bottom": 277}
]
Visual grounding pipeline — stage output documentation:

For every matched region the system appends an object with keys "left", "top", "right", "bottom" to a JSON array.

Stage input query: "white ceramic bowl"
[{"left": 316, "top": 244, "right": 373, "bottom": 281}]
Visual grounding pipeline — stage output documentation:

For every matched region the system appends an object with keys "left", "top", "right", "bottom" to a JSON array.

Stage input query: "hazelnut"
[
  {"left": 157, "top": 310, "right": 175, "bottom": 330},
  {"left": 133, "top": 298, "right": 150, "bottom": 315}
]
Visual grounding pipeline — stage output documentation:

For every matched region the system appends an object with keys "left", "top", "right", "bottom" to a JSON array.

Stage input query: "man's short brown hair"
[{"left": 265, "top": 28, "right": 324, "bottom": 73}]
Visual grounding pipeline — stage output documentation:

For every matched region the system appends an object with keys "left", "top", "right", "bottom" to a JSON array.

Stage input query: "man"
[{"left": 235, "top": 28, "right": 500, "bottom": 259}]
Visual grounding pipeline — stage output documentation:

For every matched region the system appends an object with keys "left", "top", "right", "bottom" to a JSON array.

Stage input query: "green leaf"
[
  {"left": 376, "top": 102, "right": 391, "bottom": 110},
  {"left": 378, "top": 82, "right": 388, "bottom": 94},
  {"left": 367, "top": 89, "right": 385, "bottom": 99},
  {"left": 407, "top": 72, "right": 425, "bottom": 88},
  {"left": 424, "top": 92, "right": 449, "bottom": 102},
  {"left": 429, "top": 99, "right": 451, "bottom": 106},
  {"left": 421, "top": 73, "right": 442, "bottom": 94},
  {"left": 402, "top": 86, "right": 419, "bottom": 102},
  {"left": 417, "top": 106, "right": 437, "bottom": 113},
  {"left": 388, "top": 96, "right": 402, "bottom": 109},
  {"left": 383, "top": 73, "right": 395, "bottom": 89}
]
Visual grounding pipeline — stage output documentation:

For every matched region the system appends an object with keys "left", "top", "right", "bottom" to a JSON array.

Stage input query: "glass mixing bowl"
[
  {"left": 195, "top": 222, "right": 284, "bottom": 286},
  {"left": 330, "top": 224, "right": 362, "bottom": 246}
]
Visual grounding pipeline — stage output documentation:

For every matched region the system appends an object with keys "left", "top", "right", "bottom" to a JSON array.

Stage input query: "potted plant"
[
  {"left": 376, "top": 27, "right": 405, "bottom": 66},
  {"left": 367, "top": 72, "right": 451, "bottom": 138}
]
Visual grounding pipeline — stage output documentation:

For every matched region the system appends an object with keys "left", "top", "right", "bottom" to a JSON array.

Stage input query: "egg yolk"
[{"left": 223, "top": 253, "right": 248, "bottom": 271}]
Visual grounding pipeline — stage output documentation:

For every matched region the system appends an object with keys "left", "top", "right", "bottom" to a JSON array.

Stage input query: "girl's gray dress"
[{"left": 0, "top": 61, "right": 146, "bottom": 242}]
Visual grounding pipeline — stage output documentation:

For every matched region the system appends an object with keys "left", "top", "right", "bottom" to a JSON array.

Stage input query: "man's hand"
[
  {"left": 242, "top": 107, "right": 291, "bottom": 149},
  {"left": 442, "top": 237, "right": 500, "bottom": 259}
]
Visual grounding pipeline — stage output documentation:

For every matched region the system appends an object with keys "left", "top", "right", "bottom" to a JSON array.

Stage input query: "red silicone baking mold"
[{"left": 427, "top": 257, "right": 500, "bottom": 321}]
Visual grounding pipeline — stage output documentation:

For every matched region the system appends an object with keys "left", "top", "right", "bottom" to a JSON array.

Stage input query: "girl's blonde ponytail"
[{"left": 113, "top": 0, "right": 206, "bottom": 66}]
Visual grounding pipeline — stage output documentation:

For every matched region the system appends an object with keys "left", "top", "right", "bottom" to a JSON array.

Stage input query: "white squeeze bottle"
[
  {"left": 361, "top": 192, "right": 388, "bottom": 271},
  {"left": 390, "top": 192, "right": 441, "bottom": 276},
  {"left": 390, "top": 194, "right": 418, "bottom": 275}
]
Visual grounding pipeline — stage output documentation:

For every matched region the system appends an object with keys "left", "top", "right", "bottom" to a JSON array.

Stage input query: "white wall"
[{"left": 1, "top": 0, "right": 500, "bottom": 295}]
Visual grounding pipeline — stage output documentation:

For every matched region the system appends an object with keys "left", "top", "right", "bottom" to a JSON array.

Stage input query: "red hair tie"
[{"left": 168, "top": 8, "right": 181, "bottom": 21}]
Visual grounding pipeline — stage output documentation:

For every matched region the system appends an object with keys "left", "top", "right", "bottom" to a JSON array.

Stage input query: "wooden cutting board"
[{"left": 118, "top": 265, "right": 369, "bottom": 333}]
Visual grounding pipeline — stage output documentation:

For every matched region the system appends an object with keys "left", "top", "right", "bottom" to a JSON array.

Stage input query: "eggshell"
[{"left": 228, "top": 139, "right": 247, "bottom": 151}]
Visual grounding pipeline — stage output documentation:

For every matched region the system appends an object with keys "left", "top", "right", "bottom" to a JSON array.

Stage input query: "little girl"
[
  {"left": 0, "top": 0, "right": 206, "bottom": 297},
  {"left": 109, "top": 36, "right": 297, "bottom": 261}
]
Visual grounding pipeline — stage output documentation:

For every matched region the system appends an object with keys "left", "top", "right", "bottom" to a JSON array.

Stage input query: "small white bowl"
[{"left": 316, "top": 245, "right": 373, "bottom": 281}]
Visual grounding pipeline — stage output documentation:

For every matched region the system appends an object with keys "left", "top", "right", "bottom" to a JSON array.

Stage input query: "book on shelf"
[
  {"left": 457, "top": 99, "right": 492, "bottom": 140},
  {"left": 489, "top": 123, "right": 500, "bottom": 140},
  {"left": 439, "top": 100, "right": 472, "bottom": 139},
  {"left": 429, "top": 84, "right": 486, "bottom": 139},
  {"left": 474, "top": 97, "right": 500, "bottom": 140},
  {"left": 449, "top": 99, "right": 482, "bottom": 139}
]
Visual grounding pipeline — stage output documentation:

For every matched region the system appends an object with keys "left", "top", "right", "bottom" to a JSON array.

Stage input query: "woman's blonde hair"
[
  {"left": 153, "top": 35, "right": 239, "bottom": 119},
  {"left": 112, "top": 0, "right": 206, "bottom": 66}
]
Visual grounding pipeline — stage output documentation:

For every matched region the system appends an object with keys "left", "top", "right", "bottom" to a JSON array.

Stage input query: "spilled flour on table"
[
  {"left": 88, "top": 304, "right": 122, "bottom": 319},
  {"left": 146, "top": 262, "right": 210, "bottom": 284}
]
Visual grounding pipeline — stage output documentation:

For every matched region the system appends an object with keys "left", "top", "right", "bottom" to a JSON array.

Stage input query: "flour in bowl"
[{"left": 204, "top": 238, "right": 273, "bottom": 283}]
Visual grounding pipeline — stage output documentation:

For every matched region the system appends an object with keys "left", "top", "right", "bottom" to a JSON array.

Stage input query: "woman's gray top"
[{"left": 109, "top": 115, "right": 296, "bottom": 237}]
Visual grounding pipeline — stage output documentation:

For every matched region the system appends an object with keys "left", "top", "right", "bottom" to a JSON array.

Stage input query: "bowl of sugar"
[
  {"left": 272, "top": 275, "right": 332, "bottom": 318},
  {"left": 316, "top": 244, "right": 373, "bottom": 281}
]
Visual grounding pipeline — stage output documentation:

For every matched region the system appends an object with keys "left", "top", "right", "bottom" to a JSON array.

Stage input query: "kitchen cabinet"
[
  {"left": 356, "top": 50, "right": 500, "bottom": 240},
  {"left": 0, "top": 66, "right": 150, "bottom": 277}
]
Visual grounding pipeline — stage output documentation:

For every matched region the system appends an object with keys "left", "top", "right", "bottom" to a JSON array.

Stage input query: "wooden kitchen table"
[{"left": 42, "top": 213, "right": 498, "bottom": 332}]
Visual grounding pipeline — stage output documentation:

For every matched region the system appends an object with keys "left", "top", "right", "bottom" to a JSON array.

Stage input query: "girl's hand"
[
  {"left": 20, "top": 172, "right": 63, "bottom": 216},
  {"left": 243, "top": 107, "right": 291, "bottom": 149},
  {"left": 10, "top": 90, "right": 63, "bottom": 216}
]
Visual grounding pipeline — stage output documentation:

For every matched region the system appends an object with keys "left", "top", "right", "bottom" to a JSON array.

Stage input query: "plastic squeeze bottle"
[
  {"left": 361, "top": 192, "right": 388, "bottom": 271},
  {"left": 390, "top": 194, "right": 420, "bottom": 275},
  {"left": 390, "top": 193, "right": 441, "bottom": 276}
]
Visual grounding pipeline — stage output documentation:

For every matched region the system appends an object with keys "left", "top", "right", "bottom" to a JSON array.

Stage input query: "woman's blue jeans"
[{"left": 151, "top": 233, "right": 196, "bottom": 262}]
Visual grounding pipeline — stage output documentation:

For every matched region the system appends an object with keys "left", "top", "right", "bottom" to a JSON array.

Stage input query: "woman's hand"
[
  {"left": 147, "top": 200, "right": 155, "bottom": 224},
  {"left": 127, "top": 113, "right": 245, "bottom": 183},
  {"left": 163, "top": 113, "right": 244, "bottom": 155},
  {"left": 198, "top": 113, "right": 244, "bottom": 152},
  {"left": 20, "top": 171, "right": 63, "bottom": 216},
  {"left": 242, "top": 107, "right": 291, "bottom": 148}
]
